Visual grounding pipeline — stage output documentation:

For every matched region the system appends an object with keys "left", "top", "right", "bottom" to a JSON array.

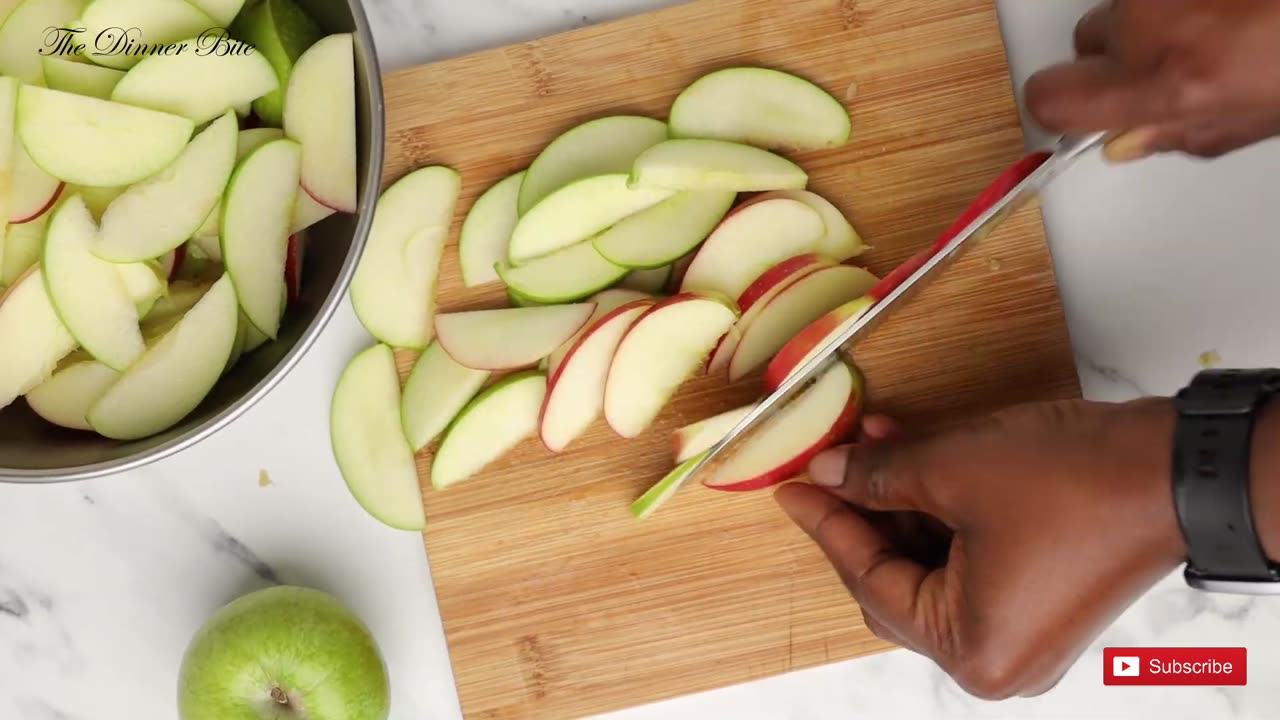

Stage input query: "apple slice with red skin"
[
  {"left": 705, "top": 361, "right": 863, "bottom": 492},
  {"left": 604, "top": 292, "right": 738, "bottom": 438},
  {"left": 540, "top": 298, "right": 654, "bottom": 452},
  {"left": 10, "top": 140, "right": 64, "bottom": 224},
  {"left": 762, "top": 296, "right": 874, "bottom": 392},
  {"left": 736, "top": 252, "right": 834, "bottom": 313},
  {"left": 728, "top": 264, "right": 877, "bottom": 381},
  {"left": 284, "top": 234, "right": 304, "bottom": 306},
  {"left": 679, "top": 197, "right": 825, "bottom": 300},
  {"left": 546, "top": 288, "right": 651, "bottom": 377},
  {"left": 672, "top": 404, "right": 753, "bottom": 463},
  {"left": 704, "top": 324, "right": 742, "bottom": 375},
  {"left": 734, "top": 190, "right": 866, "bottom": 261},
  {"left": 435, "top": 303, "right": 597, "bottom": 371}
]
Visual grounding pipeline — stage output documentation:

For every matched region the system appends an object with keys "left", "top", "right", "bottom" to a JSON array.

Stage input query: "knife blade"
[{"left": 681, "top": 131, "right": 1109, "bottom": 488}]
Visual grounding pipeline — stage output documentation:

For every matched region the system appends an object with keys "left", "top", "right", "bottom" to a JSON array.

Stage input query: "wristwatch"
[{"left": 1173, "top": 368, "right": 1280, "bottom": 595}]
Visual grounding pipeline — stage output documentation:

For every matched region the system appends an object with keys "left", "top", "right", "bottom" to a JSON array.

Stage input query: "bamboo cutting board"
[{"left": 381, "top": 0, "right": 1081, "bottom": 716}]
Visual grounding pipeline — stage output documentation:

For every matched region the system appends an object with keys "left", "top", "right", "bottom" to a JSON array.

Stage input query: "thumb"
[{"left": 808, "top": 440, "right": 950, "bottom": 521}]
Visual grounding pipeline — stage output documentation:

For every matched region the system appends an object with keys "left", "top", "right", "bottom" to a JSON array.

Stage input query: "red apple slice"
[
  {"left": 672, "top": 404, "right": 753, "bottom": 463},
  {"left": 497, "top": 239, "right": 628, "bottom": 304},
  {"left": 540, "top": 299, "right": 654, "bottom": 452},
  {"left": 10, "top": 140, "right": 64, "bottom": 224},
  {"left": 679, "top": 197, "right": 825, "bottom": 300},
  {"left": 592, "top": 190, "right": 736, "bottom": 269},
  {"left": 741, "top": 190, "right": 866, "bottom": 260},
  {"left": 284, "top": 33, "right": 357, "bottom": 213},
  {"left": 604, "top": 293, "right": 739, "bottom": 438},
  {"left": 545, "top": 288, "right": 651, "bottom": 377},
  {"left": 507, "top": 174, "right": 674, "bottom": 264},
  {"left": 518, "top": 115, "right": 668, "bottom": 215},
  {"left": 431, "top": 370, "right": 547, "bottom": 489},
  {"left": 728, "top": 264, "right": 877, "bottom": 381},
  {"left": 704, "top": 325, "right": 742, "bottom": 375},
  {"left": 763, "top": 296, "right": 875, "bottom": 392},
  {"left": 630, "top": 139, "right": 807, "bottom": 192},
  {"left": 283, "top": 234, "right": 304, "bottom": 306},
  {"left": 705, "top": 362, "right": 864, "bottom": 492},
  {"left": 401, "top": 341, "right": 490, "bottom": 452},
  {"left": 736, "top": 253, "right": 834, "bottom": 313},
  {"left": 435, "top": 304, "right": 597, "bottom": 371}
]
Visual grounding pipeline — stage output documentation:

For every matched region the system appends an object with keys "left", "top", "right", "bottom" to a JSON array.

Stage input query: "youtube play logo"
[{"left": 1112, "top": 656, "right": 1140, "bottom": 677}]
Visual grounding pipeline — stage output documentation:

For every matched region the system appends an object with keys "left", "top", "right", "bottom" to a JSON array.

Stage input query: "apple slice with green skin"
[
  {"left": 351, "top": 166, "right": 460, "bottom": 349},
  {"left": 42, "top": 195, "right": 145, "bottom": 371},
  {"left": 221, "top": 139, "right": 300, "bottom": 339},
  {"left": 728, "top": 264, "right": 877, "bottom": 381},
  {"left": 329, "top": 343, "right": 426, "bottom": 531},
  {"left": 518, "top": 116, "right": 668, "bottom": 215},
  {"left": 629, "top": 451, "right": 705, "bottom": 521},
  {"left": 112, "top": 36, "right": 277, "bottom": 125},
  {"left": 706, "top": 362, "right": 863, "bottom": 492},
  {"left": 25, "top": 354, "right": 118, "bottom": 431},
  {"left": 79, "top": 0, "right": 215, "bottom": 70},
  {"left": 545, "top": 288, "right": 651, "bottom": 376},
  {"left": 604, "top": 293, "right": 739, "bottom": 438},
  {"left": 435, "top": 303, "right": 596, "bottom": 371},
  {"left": 284, "top": 33, "right": 357, "bottom": 212},
  {"left": 763, "top": 296, "right": 875, "bottom": 392},
  {"left": 0, "top": 0, "right": 86, "bottom": 84},
  {"left": 736, "top": 253, "right": 835, "bottom": 313},
  {"left": 592, "top": 190, "right": 736, "bottom": 269},
  {"left": 95, "top": 111, "right": 237, "bottom": 262},
  {"left": 10, "top": 140, "right": 65, "bottom": 225},
  {"left": 72, "top": 183, "right": 126, "bottom": 221},
  {"left": 507, "top": 174, "right": 674, "bottom": 265},
  {"left": 230, "top": 0, "right": 324, "bottom": 127},
  {"left": 743, "top": 190, "right": 866, "bottom": 260},
  {"left": 1, "top": 214, "right": 45, "bottom": 286},
  {"left": 431, "top": 370, "right": 547, "bottom": 490},
  {"left": 186, "top": 0, "right": 244, "bottom": 26},
  {"left": 459, "top": 170, "right": 524, "bottom": 287},
  {"left": 86, "top": 274, "right": 239, "bottom": 440},
  {"left": 669, "top": 67, "right": 851, "bottom": 151},
  {"left": 401, "top": 341, "right": 490, "bottom": 452},
  {"left": 0, "top": 269, "right": 76, "bottom": 409},
  {"left": 618, "top": 265, "right": 671, "bottom": 294},
  {"left": 0, "top": 76, "right": 15, "bottom": 272},
  {"left": 497, "top": 239, "right": 628, "bottom": 304},
  {"left": 290, "top": 187, "right": 335, "bottom": 232},
  {"left": 41, "top": 57, "right": 125, "bottom": 99},
  {"left": 630, "top": 139, "right": 807, "bottom": 193},
  {"left": 17, "top": 86, "right": 195, "bottom": 187},
  {"left": 540, "top": 299, "right": 654, "bottom": 452},
  {"left": 672, "top": 404, "right": 754, "bottom": 464},
  {"left": 679, "top": 197, "right": 824, "bottom": 300}
]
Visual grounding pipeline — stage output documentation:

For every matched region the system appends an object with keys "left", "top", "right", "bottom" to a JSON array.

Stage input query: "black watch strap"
[{"left": 1174, "top": 369, "right": 1280, "bottom": 593}]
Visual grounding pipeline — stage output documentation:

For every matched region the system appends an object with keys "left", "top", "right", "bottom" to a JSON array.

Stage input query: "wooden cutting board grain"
[{"left": 380, "top": 0, "right": 1081, "bottom": 716}]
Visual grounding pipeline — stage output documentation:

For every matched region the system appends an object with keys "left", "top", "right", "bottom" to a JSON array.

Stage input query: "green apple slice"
[
  {"left": 25, "top": 354, "right": 118, "bottom": 431},
  {"left": 87, "top": 274, "right": 239, "bottom": 440},
  {"left": 497, "top": 239, "right": 627, "bottom": 304},
  {"left": 0, "top": 0, "right": 86, "bottom": 84},
  {"left": 284, "top": 33, "right": 357, "bottom": 212},
  {"left": 630, "top": 139, "right": 807, "bottom": 192},
  {"left": 290, "top": 188, "right": 334, "bottom": 232},
  {"left": 435, "top": 304, "right": 596, "bottom": 371},
  {"left": 459, "top": 170, "right": 524, "bottom": 287},
  {"left": 230, "top": 0, "right": 323, "bottom": 127},
  {"left": 351, "top": 166, "right": 459, "bottom": 349},
  {"left": 0, "top": 76, "right": 15, "bottom": 273},
  {"left": 630, "top": 451, "right": 706, "bottom": 520},
  {"left": 10, "top": 139, "right": 66, "bottom": 224},
  {"left": 431, "top": 370, "right": 546, "bottom": 490},
  {"left": 669, "top": 67, "right": 851, "bottom": 150},
  {"left": 187, "top": 0, "right": 244, "bottom": 26},
  {"left": 72, "top": 183, "right": 126, "bottom": 220},
  {"left": 221, "top": 139, "right": 301, "bottom": 339},
  {"left": 507, "top": 174, "right": 673, "bottom": 264},
  {"left": 330, "top": 343, "right": 425, "bottom": 531},
  {"left": 592, "top": 190, "right": 735, "bottom": 269},
  {"left": 41, "top": 57, "right": 124, "bottom": 99},
  {"left": 401, "top": 341, "right": 490, "bottom": 452},
  {"left": 111, "top": 37, "right": 277, "bottom": 125},
  {"left": 518, "top": 116, "right": 668, "bottom": 215},
  {"left": 237, "top": 127, "right": 286, "bottom": 156},
  {"left": 43, "top": 195, "right": 145, "bottom": 371},
  {"left": 95, "top": 111, "right": 237, "bottom": 262},
  {"left": 241, "top": 312, "right": 271, "bottom": 352},
  {"left": 79, "top": 0, "right": 215, "bottom": 70},
  {"left": 1, "top": 214, "right": 45, "bottom": 287},
  {"left": 17, "top": 86, "right": 195, "bottom": 186},
  {"left": 618, "top": 265, "right": 672, "bottom": 294},
  {"left": 0, "top": 269, "right": 76, "bottom": 409}
]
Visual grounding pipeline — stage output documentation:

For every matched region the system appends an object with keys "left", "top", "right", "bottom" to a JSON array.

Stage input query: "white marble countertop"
[{"left": 4, "top": 1, "right": 1280, "bottom": 719}]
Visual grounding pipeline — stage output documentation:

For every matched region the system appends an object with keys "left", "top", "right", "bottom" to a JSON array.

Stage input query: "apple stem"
[{"left": 270, "top": 686, "right": 289, "bottom": 705}]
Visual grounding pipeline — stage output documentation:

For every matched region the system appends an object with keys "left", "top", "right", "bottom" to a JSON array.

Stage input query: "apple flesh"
[
  {"left": 763, "top": 296, "right": 875, "bottom": 392},
  {"left": 507, "top": 174, "right": 674, "bottom": 264},
  {"left": 111, "top": 36, "right": 278, "bottom": 125},
  {"left": 0, "top": 269, "right": 75, "bottom": 409},
  {"left": 540, "top": 299, "right": 653, "bottom": 452},
  {"left": 704, "top": 325, "right": 741, "bottom": 375},
  {"left": 284, "top": 33, "right": 358, "bottom": 213},
  {"left": 10, "top": 139, "right": 65, "bottom": 224},
  {"left": 604, "top": 293, "right": 739, "bottom": 438},
  {"left": 351, "top": 166, "right": 460, "bottom": 349},
  {"left": 25, "top": 354, "right": 119, "bottom": 431},
  {"left": 518, "top": 115, "right": 668, "bottom": 215},
  {"left": 629, "top": 451, "right": 706, "bottom": 521},
  {"left": 401, "top": 341, "right": 490, "bottom": 452},
  {"left": 672, "top": 404, "right": 753, "bottom": 463},
  {"left": 1, "top": 213, "right": 45, "bottom": 286},
  {"left": 743, "top": 190, "right": 866, "bottom": 260},
  {"left": 669, "top": 67, "right": 851, "bottom": 151},
  {"left": 592, "top": 190, "right": 736, "bottom": 269},
  {"left": 705, "top": 362, "right": 863, "bottom": 492},
  {"left": 41, "top": 56, "right": 126, "bottom": 99},
  {"left": 431, "top": 371, "right": 547, "bottom": 489},
  {"left": 79, "top": 0, "right": 216, "bottom": 70},
  {"left": 435, "top": 303, "right": 596, "bottom": 371},
  {"left": 0, "top": 0, "right": 85, "bottom": 84},
  {"left": 618, "top": 265, "right": 671, "bottom": 294},
  {"left": 545, "top": 288, "right": 651, "bottom": 377},
  {"left": 459, "top": 170, "right": 524, "bottom": 287},
  {"left": 735, "top": 253, "right": 834, "bottom": 313},
  {"left": 630, "top": 139, "right": 808, "bottom": 192},
  {"left": 17, "top": 86, "right": 195, "bottom": 187},
  {"left": 230, "top": 0, "right": 325, "bottom": 127},
  {"left": 497, "top": 239, "right": 627, "bottom": 304},
  {"left": 679, "top": 197, "right": 825, "bottom": 300},
  {"left": 329, "top": 343, "right": 426, "bottom": 530},
  {"left": 0, "top": 76, "right": 14, "bottom": 273},
  {"left": 177, "top": 586, "right": 390, "bottom": 720}
]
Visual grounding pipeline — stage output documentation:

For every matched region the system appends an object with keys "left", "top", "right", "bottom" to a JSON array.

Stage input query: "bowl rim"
[{"left": 0, "top": 4, "right": 386, "bottom": 484}]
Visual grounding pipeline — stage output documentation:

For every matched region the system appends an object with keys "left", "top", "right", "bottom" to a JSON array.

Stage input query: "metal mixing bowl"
[{"left": 0, "top": 0, "right": 385, "bottom": 482}]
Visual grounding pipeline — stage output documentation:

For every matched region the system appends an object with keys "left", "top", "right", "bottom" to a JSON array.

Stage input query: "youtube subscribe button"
[{"left": 1103, "top": 647, "right": 1246, "bottom": 686}]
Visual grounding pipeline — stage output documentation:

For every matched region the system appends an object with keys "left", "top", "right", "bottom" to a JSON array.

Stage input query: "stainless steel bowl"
[{"left": 0, "top": 0, "right": 385, "bottom": 482}]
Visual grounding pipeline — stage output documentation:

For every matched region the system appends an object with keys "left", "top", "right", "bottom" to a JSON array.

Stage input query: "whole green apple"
[{"left": 178, "top": 586, "right": 390, "bottom": 720}]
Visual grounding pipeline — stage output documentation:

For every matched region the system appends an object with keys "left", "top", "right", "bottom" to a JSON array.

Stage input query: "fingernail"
[
  {"left": 809, "top": 448, "right": 850, "bottom": 488},
  {"left": 1104, "top": 127, "right": 1158, "bottom": 163}
]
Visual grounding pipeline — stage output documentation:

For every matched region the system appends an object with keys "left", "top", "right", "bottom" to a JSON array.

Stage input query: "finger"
[
  {"left": 861, "top": 607, "right": 907, "bottom": 648},
  {"left": 774, "top": 483, "right": 944, "bottom": 654},
  {"left": 808, "top": 440, "right": 945, "bottom": 518},
  {"left": 860, "top": 414, "right": 902, "bottom": 442},
  {"left": 1073, "top": 1, "right": 1112, "bottom": 57},
  {"left": 1024, "top": 56, "right": 1174, "bottom": 134}
]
